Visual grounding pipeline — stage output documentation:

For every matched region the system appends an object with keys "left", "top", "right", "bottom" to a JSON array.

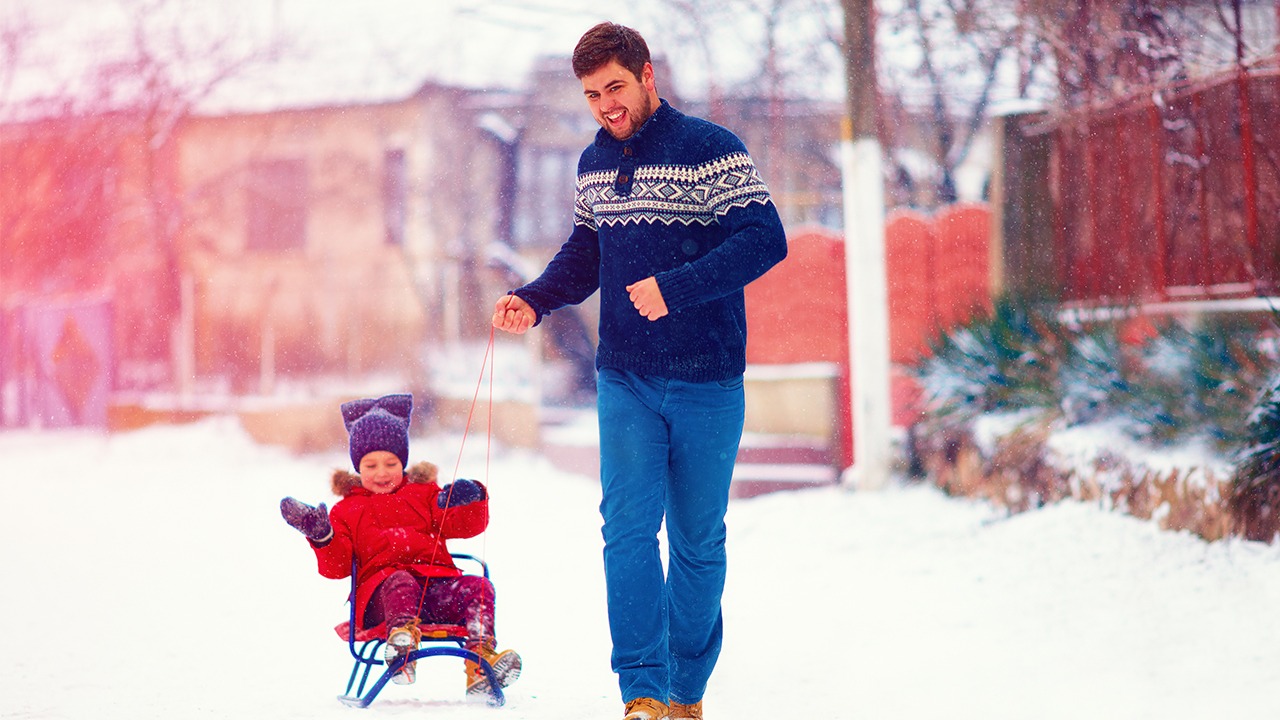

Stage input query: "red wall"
[
  {"left": 745, "top": 206, "right": 991, "bottom": 464},
  {"left": 746, "top": 230, "right": 849, "bottom": 365},
  {"left": 933, "top": 204, "right": 992, "bottom": 331}
]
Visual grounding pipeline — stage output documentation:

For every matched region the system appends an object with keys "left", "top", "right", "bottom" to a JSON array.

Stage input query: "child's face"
[{"left": 358, "top": 451, "right": 405, "bottom": 494}]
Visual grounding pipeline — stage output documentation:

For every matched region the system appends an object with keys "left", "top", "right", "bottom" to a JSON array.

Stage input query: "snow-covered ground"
[{"left": 3, "top": 417, "right": 1279, "bottom": 719}]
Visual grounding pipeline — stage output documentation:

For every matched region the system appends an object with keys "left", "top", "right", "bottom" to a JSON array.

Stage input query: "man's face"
[{"left": 580, "top": 59, "right": 658, "bottom": 141}]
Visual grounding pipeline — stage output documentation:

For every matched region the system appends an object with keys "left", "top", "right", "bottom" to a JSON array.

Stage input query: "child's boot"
[
  {"left": 383, "top": 621, "right": 421, "bottom": 685},
  {"left": 464, "top": 641, "right": 522, "bottom": 701},
  {"left": 669, "top": 700, "right": 703, "bottom": 719}
]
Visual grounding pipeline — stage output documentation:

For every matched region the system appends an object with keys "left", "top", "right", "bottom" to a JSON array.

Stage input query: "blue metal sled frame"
[{"left": 337, "top": 554, "right": 505, "bottom": 708}]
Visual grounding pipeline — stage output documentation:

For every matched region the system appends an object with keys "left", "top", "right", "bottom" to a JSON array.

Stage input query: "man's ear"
[{"left": 642, "top": 62, "right": 656, "bottom": 92}]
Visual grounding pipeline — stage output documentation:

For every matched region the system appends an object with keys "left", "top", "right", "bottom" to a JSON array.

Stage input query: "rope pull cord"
[
  {"left": 418, "top": 327, "right": 497, "bottom": 612},
  {"left": 447, "top": 325, "right": 497, "bottom": 513}
]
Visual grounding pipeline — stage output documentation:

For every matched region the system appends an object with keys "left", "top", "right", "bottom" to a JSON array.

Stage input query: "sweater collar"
[{"left": 594, "top": 98, "right": 676, "bottom": 152}]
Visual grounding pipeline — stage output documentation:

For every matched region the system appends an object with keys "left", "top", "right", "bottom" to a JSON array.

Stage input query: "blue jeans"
[{"left": 595, "top": 368, "right": 745, "bottom": 705}]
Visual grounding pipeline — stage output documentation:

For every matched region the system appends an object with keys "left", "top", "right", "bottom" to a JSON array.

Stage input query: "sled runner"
[{"left": 336, "top": 554, "right": 507, "bottom": 708}]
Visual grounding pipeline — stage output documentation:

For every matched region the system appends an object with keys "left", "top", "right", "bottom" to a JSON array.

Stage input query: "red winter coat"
[{"left": 308, "top": 462, "right": 488, "bottom": 634}]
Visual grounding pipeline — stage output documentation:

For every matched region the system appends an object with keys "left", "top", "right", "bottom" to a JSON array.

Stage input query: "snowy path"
[{"left": 2, "top": 419, "right": 1278, "bottom": 719}]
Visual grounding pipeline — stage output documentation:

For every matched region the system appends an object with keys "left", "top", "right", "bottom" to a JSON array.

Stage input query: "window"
[
  {"left": 515, "top": 148, "right": 576, "bottom": 248},
  {"left": 246, "top": 158, "right": 308, "bottom": 251},
  {"left": 383, "top": 148, "right": 407, "bottom": 246}
]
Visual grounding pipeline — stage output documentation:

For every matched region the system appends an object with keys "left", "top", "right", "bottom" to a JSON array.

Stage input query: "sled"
[{"left": 336, "top": 553, "right": 507, "bottom": 708}]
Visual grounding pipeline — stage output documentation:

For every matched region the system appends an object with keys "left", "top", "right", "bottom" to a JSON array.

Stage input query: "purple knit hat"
[{"left": 341, "top": 394, "right": 412, "bottom": 471}]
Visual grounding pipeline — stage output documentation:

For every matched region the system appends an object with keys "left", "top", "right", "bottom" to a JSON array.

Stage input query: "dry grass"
[{"left": 915, "top": 422, "right": 1243, "bottom": 543}]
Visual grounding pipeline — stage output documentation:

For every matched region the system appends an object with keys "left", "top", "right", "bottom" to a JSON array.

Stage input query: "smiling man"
[
  {"left": 581, "top": 57, "right": 656, "bottom": 143},
  {"left": 491, "top": 22, "right": 786, "bottom": 720}
]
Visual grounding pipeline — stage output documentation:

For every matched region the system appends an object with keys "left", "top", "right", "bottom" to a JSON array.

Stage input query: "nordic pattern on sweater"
[{"left": 574, "top": 152, "right": 773, "bottom": 228}]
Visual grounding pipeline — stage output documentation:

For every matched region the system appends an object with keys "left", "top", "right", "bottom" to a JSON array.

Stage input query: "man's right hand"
[{"left": 492, "top": 294, "right": 536, "bottom": 334}]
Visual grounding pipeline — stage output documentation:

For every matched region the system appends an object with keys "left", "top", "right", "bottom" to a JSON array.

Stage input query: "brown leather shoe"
[
  {"left": 465, "top": 645, "right": 522, "bottom": 701},
  {"left": 383, "top": 622, "right": 421, "bottom": 685},
  {"left": 670, "top": 700, "right": 703, "bottom": 718},
  {"left": 623, "top": 697, "right": 670, "bottom": 719}
]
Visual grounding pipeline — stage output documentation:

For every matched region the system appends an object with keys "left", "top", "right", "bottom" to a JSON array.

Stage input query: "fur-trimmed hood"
[{"left": 330, "top": 461, "right": 439, "bottom": 497}]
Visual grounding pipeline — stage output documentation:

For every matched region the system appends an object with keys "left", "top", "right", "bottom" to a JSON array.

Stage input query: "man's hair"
[{"left": 572, "top": 22, "right": 651, "bottom": 80}]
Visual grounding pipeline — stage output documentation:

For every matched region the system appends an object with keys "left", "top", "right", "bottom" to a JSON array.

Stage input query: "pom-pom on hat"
[{"left": 341, "top": 394, "right": 412, "bottom": 471}]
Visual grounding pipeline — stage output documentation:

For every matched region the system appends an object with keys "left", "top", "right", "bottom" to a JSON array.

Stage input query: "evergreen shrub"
[{"left": 912, "top": 298, "right": 1280, "bottom": 542}]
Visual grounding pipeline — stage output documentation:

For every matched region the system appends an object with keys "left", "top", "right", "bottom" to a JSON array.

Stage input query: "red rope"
[
  {"left": 417, "top": 328, "right": 497, "bottom": 616},
  {"left": 450, "top": 326, "right": 496, "bottom": 490}
]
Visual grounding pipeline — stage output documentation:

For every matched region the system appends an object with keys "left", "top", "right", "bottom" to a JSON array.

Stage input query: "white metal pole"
[{"left": 841, "top": 123, "right": 893, "bottom": 491}]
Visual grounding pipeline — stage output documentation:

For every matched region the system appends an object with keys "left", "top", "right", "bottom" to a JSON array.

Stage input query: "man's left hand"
[{"left": 626, "top": 277, "right": 668, "bottom": 321}]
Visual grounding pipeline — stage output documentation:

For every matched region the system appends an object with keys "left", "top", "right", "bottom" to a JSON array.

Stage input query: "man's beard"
[{"left": 607, "top": 94, "right": 656, "bottom": 140}]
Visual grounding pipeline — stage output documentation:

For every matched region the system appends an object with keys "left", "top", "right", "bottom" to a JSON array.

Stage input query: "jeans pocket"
[{"left": 715, "top": 375, "right": 744, "bottom": 390}]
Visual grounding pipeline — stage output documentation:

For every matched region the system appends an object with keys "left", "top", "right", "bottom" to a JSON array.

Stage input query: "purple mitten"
[
  {"left": 437, "top": 479, "right": 486, "bottom": 508},
  {"left": 280, "top": 497, "right": 333, "bottom": 544}
]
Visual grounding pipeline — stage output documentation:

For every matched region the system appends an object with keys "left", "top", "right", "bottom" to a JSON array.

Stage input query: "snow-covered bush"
[
  {"left": 916, "top": 304, "right": 1277, "bottom": 450},
  {"left": 912, "top": 299, "right": 1280, "bottom": 542},
  {"left": 1058, "top": 324, "right": 1143, "bottom": 427},
  {"left": 1230, "top": 382, "right": 1280, "bottom": 541},
  {"left": 914, "top": 299, "right": 1063, "bottom": 424},
  {"left": 1111, "top": 317, "right": 1272, "bottom": 448}
]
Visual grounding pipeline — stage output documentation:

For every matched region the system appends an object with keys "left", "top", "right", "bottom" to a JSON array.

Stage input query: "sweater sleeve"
[
  {"left": 512, "top": 221, "right": 602, "bottom": 325},
  {"left": 655, "top": 148, "right": 787, "bottom": 312}
]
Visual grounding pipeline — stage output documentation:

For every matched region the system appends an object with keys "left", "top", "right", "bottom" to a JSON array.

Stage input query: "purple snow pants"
[{"left": 364, "top": 570, "right": 497, "bottom": 643}]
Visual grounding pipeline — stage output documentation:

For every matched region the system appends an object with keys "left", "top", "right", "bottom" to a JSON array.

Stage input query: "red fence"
[
  {"left": 746, "top": 209, "right": 991, "bottom": 435},
  {"left": 1039, "top": 60, "right": 1280, "bottom": 304}
]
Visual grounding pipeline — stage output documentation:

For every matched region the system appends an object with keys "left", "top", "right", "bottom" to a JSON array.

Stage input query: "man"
[{"left": 492, "top": 21, "right": 786, "bottom": 720}]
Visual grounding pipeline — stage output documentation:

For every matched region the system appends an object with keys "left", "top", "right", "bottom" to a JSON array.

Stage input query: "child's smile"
[{"left": 358, "top": 451, "right": 405, "bottom": 494}]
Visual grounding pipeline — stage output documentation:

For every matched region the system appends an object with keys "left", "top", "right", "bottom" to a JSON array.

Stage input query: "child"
[{"left": 280, "top": 393, "right": 521, "bottom": 698}]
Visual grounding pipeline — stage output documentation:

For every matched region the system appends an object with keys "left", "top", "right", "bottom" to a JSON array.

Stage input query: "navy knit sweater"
[{"left": 514, "top": 99, "right": 787, "bottom": 383}]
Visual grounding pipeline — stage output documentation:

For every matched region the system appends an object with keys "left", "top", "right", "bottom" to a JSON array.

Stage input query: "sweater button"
[
  {"left": 623, "top": 146, "right": 633, "bottom": 156},
  {"left": 618, "top": 173, "right": 631, "bottom": 183}
]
